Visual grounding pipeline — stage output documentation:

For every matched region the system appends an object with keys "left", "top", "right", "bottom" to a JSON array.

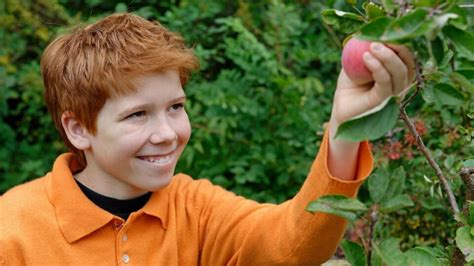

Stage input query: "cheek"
[
  {"left": 99, "top": 128, "right": 148, "bottom": 155},
  {"left": 176, "top": 114, "right": 191, "bottom": 145}
]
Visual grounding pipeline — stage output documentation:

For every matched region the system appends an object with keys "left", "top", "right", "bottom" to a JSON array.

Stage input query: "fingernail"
[
  {"left": 363, "top": 52, "right": 371, "bottom": 60},
  {"left": 371, "top": 42, "right": 383, "bottom": 51}
]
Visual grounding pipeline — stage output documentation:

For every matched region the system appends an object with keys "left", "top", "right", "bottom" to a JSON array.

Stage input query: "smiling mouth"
[{"left": 137, "top": 152, "right": 174, "bottom": 165}]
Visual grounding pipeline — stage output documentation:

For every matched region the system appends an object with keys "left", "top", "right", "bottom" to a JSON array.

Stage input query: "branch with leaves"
[{"left": 307, "top": 1, "right": 474, "bottom": 265}]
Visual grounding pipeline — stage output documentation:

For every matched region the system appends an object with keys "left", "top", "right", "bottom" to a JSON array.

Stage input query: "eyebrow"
[{"left": 117, "top": 95, "right": 187, "bottom": 118}]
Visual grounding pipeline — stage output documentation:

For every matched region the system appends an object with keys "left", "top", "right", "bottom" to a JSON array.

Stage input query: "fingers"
[
  {"left": 362, "top": 52, "right": 392, "bottom": 108},
  {"left": 369, "top": 42, "right": 408, "bottom": 96},
  {"left": 386, "top": 44, "right": 416, "bottom": 83}
]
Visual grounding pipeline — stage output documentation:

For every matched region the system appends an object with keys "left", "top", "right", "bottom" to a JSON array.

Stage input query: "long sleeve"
[{"left": 195, "top": 129, "right": 373, "bottom": 265}]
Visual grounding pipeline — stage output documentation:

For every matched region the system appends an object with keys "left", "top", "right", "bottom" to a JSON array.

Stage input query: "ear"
[{"left": 61, "top": 111, "right": 92, "bottom": 150}]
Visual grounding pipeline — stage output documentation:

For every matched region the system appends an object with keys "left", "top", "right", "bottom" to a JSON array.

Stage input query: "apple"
[{"left": 341, "top": 38, "right": 373, "bottom": 85}]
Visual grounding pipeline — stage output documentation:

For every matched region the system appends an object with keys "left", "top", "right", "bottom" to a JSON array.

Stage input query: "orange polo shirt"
[{"left": 0, "top": 131, "right": 372, "bottom": 265}]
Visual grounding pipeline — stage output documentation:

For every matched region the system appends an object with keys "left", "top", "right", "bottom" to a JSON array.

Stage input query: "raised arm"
[{"left": 196, "top": 41, "right": 414, "bottom": 265}]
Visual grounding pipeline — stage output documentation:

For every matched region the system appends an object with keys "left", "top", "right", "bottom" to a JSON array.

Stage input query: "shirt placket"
[{"left": 113, "top": 219, "right": 130, "bottom": 265}]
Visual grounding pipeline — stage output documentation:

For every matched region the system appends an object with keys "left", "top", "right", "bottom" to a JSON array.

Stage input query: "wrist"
[{"left": 327, "top": 117, "right": 361, "bottom": 181}]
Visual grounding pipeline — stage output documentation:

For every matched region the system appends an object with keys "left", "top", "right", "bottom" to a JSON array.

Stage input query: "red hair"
[{"left": 41, "top": 13, "right": 199, "bottom": 168}]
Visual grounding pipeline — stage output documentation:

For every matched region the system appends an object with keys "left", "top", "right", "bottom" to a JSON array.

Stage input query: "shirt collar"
[
  {"left": 141, "top": 183, "right": 170, "bottom": 230},
  {"left": 45, "top": 153, "right": 170, "bottom": 243}
]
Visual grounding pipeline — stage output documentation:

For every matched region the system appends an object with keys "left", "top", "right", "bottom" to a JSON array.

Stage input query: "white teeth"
[{"left": 141, "top": 154, "right": 172, "bottom": 164}]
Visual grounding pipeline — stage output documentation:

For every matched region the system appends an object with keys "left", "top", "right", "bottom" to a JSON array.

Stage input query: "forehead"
[{"left": 107, "top": 70, "right": 184, "bottom": 106}]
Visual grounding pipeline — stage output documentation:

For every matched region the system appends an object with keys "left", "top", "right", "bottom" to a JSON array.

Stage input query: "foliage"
[
  {"left": 1, "top": 0, "right": 473, "bottom": 264},
  {"left": 0, "top": 0, "right": 77, "bottom": 192}
]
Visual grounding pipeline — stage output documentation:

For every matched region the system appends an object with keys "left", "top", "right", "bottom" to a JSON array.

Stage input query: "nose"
[{"left": 149, "top": 117, "right": 177, "bottom": 145}]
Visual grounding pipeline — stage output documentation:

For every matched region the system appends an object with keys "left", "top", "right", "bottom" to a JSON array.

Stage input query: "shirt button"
[
  {"left": 122, "top": 254, "right": 130, "bottom": 264},
  {"left": 122, "top": 234, "right": 128, "bottom": 242}
]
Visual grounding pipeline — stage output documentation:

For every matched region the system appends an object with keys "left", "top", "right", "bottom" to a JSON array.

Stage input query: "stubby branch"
[{"left": 460, "top": 167, "right": 474, "bottom": 202}]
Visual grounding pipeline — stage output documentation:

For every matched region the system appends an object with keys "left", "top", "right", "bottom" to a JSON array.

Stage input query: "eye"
[
  {"left": 127, "top": 111, "right": 146, "bottom": 118},
  {"left": 169, "top": 103, "right": 184, "bottom": 112}
]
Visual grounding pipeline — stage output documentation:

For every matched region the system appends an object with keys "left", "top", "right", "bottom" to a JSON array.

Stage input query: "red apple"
[{"left": 342, "top": 38, "right": 373, "bottom": 85}]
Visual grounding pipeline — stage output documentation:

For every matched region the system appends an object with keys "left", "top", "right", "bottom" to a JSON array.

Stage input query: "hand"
[
  {"left": 327, "top": 42, "right": 415, "bottom": 181},
  {"left": 331, "top": 42, "right": 416, "bottom": 127}
]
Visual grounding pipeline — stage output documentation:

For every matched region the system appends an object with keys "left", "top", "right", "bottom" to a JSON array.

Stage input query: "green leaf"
[
  {"left": 345, "top": 0, "right": 357, "bottom": 5},
  {"left": 358, "top": 16, "right": 394, "bottom": 41},
  {"left": 364, "top": 2, "right": 386, "bottom": 20},
  {"left": 434, "top": 13, "right": 459, "bottom": 30},
  {"left": 450, "top": 72, "right": 474, "bottom": 94},
  {"left": 306, "top": 195, "right": 368, "bottom": 222},
  {"left": 443, "top": 25, "right": 474, "bottom": 60},
  {"left": 445, "top": 4, "right": 468, "bottom": 30},
  {"left": 381, "top": 0, "right": 395, "bottom": 13},
  {"left": 381, "top": 166, "right": 406, "bottom": 202},
  {"left": 430, "top": 36, "right": 444, "bottom": 66},
  {"left": 413, "top": 0, "right": 444, "bottom": 7},
  {"left": 414, "top": 245, "right": 448, "bottom": 259},
  {"left": 381, "top": 9, "right": 435, "bottom": 42},
  {"left": 463, "top": 159, "right": 474, "bottom": 167},
  {"left": 368, "top": 171, "right": 390, "bottom": 203},
  {"left": 320, "top": 9, "right": 366, "bottom": 34},
  {"left": 457, "top": 69, "right": 474, "bottom": 81},
  {"left": 431, "top": 83, "right": 466, "bottom": 106},
  {"left": 405, "top": 247, "right": 440, "bottom": 266},
  {"left": 439, "top": 49, "right": 454, "bottom": 69},
  {"left": 374, "top": 238, "right": 406, "bottom": 266},
  {"left": 454, "top": 212, "right": 468, "bottom": 225},
  {"left": 380, "top": 194, "right": 414, "bottom": 213},
  {"left": 420, "top": 197, "right": 444, "bottom": 210},
  {"left": 456, "top": 226, "right": 474, "bottom": 261},
  {"left": 335, "top": 97, "right": 399, "bottom": 142},
  {"left": 341, "top": 240, "right": 367, "bottom": 266}
]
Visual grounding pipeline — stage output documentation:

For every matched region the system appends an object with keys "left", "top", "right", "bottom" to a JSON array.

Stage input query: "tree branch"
[
  {"left": 400, "top": 56, "right": 460, "bottom": 214},
  {"left": 400, "top": 108, "right": 460, "bottom": 214}
]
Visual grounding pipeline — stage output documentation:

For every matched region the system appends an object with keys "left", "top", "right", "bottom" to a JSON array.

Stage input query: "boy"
[{"left": 0, "top": 13, "right": 414, "bottom": 265}]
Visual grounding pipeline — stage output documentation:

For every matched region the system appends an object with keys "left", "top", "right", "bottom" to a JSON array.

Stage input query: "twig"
[
  {"left": 354, "top": 219, "right": 369, "bottom": 252},
  {"left": 321, "top": 23, "right": 342, "bottom": 50},
  {"left": 401, "top": 59, "right": 423, "bottom": 110},
  {"left": 400, "top": 56, "right": 460, "bottom": 214},
  {"left": 366, "top": 206, "right": 378, "bottom": 266},
  {"left": 400, "top": 108, "right": 460, "bottom": 214},
  {"left": 451, "top": 167, "right": 474, "bottom": 266},
  {"left": 460, "top": 167, "right": 474, "bottom": 202}
]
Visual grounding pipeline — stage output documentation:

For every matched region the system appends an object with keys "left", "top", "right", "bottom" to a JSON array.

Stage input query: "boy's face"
[{"left": 79, "top": 70, "right": 191, "bottom": 199}]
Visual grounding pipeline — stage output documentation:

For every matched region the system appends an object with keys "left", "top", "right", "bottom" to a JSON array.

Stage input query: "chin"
[{"left": 147, "top": 173, "right": 174, "bottom": 192}]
